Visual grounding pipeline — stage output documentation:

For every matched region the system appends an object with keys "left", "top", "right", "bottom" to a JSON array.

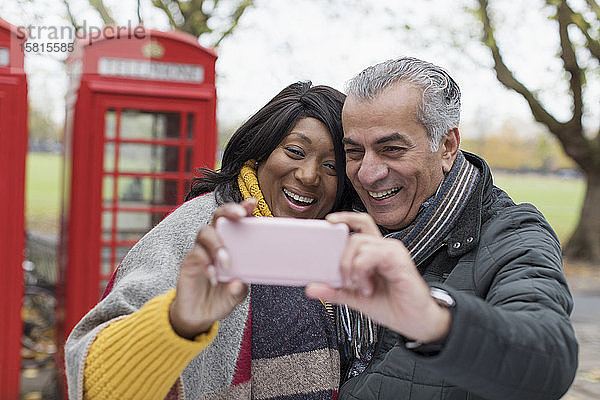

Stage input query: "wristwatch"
[
  {"left": 429, "top": 287, "right": 456, "bottom": 308},
  {"left": 404, "top": 287, "right": 455, "bottom": 353}
]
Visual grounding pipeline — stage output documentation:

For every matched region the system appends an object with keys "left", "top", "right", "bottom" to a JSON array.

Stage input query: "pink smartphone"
[{"left": 215, "top": 217, "right": 348, "bottom": 287}]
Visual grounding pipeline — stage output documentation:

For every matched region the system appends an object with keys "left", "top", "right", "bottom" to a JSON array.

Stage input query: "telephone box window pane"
[
  {"left": 114, "top": 212, "right": 168, "bottom": 240},
  {"left": 120, "top": 110, "right": 180, "bottom": 140},
  {"left": 116, "top": 211, "right": 153, "bottom": 240},
  {"left": 187, "top": 114, "right": 195, "bottom": 139},
  {"left": 104, "top": 142, "right": 115, "bottom": 172},
  {"left": 115, "top": 177, "right": 179, "bottom": 206},
  {"left": 100, "top": 250, "right": 112, "bottom": 276},
  {"left": 105, "top": 110, "right": 117, "bottom": 139},
  {"left": 163, "top": 113, "right": 181, "bottom": 139},
  {"left": 103, "top": 176, "right": 114, "bottom": 203},
  {"left": 185, "top": 146, "right": 193, "bottom": 172},
  {"left": 118, "top": 177, "right": 146, "bottom": 203},
  {"left": 101, "top": 247, "right": 113, "bottom": 275},
  {"left": 118, "top": 143, "right": 180, "bottom": 173},
  {"left": 102, "top": 211, "right": 113, "bottom": 241},
  {"left": 0, "top": 47, "right": 9, "bottom": 66},
  {"left": 155, "top": 179, "right": 177, "bottom": 206},
  {"left": 156, "top": 181, "right": 178, "bottom": 207}
]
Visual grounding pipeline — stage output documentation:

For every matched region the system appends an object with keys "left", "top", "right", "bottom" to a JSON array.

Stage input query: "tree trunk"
[{"left": 565, "top": 170, "right": 600, "bottom": 264}]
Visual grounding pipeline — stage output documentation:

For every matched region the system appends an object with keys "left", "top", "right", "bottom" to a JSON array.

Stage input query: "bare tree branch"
[
  {"left": 554, "top": 2, "right": 596, "bottom": 167},
  {"left": 175, "top": 0, "right": 192, "bottom": 23},
  {"left": 180, "top": 0, "right": 212, "bottom": 37},
  {"left": 88, "top": 0, "right": 116, "bottom": 25},
  {"left": 152, "top": 0, "right": 179, "bottom": 28},
  {"left": 585, "top": 0, "right": 600, "bottom": 20},
  {"left": 146, "top": 0, "right": 251, "bottom": 45},
  {"left": 62, "top": 0, "right": 81, "bottom": 31},
  {"left": 556, "top": 2, "right": 584, "bottom": 129},
  {"left": 137, "top": 0, "right": 144, "bottom": 25},
  {"left": 476, "top": 0, "right": 595, "bottom": 166},
  {"left": 153, "top": 0, "right": 252, "bottom": 44},
  {"left": 213, "top": 0, "right": 254, "bottom": 47},
  {"left": 550, "top": 0, "right": 600, "bottom": 61},
  {"left": 475, "top": 1, "right": 600, "bottom": 260},
  {"left": 476, "top": 0, "right": 563, "bottom": 132}
]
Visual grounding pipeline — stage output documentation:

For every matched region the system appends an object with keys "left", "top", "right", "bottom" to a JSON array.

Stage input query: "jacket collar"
[{"left": 445, "top": 151, "right": 493, "bottom": 257}]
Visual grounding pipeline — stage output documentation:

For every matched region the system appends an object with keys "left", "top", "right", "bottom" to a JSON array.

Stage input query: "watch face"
[{"left": 430, "top": 287, "right": 455, "bottom": 308}]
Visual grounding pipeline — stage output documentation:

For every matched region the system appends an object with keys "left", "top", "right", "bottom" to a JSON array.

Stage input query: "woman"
[{"left": 64, "top": 81, "right": 351, "bottom": 400}]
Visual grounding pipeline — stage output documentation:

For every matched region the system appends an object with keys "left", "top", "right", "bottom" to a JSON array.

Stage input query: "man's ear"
[{"left": 440, "top": 127, "right": 460, "bottom": 173}]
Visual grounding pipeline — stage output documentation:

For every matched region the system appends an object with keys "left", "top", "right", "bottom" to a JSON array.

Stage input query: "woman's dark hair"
[{"left": 186, "top": 81, "right": 354, "bottom": 210}]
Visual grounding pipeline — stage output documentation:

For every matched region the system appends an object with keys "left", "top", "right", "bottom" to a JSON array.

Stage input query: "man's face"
[{"left": 342, "top": 82, "right": 452, "bottom": 230}]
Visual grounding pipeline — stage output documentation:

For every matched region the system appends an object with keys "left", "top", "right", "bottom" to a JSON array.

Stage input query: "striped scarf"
[
  {"left": 390, "top": 151, "right": 480, "bottom": 265},
  {"left": 340, "top": 151, "right": 480, "bottom": 378},
  {"left": 236, "top": 160, "right": 340, "bottom": 399}
]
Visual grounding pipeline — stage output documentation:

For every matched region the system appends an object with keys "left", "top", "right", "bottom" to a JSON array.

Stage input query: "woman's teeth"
[
  {"left": 368, "top": 188, "right": 400, "bottom": 200},
  {"left": 283, "top": 188, "right": 315, "bottom": 205}
]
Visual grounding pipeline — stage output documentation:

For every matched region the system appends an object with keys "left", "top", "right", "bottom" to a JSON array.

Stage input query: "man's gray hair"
[{"left": 345, "top": 57, "right": 461, "bottom": 152}]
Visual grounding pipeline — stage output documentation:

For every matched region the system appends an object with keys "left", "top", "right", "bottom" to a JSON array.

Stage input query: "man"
[{"left": 306, "top": 57, "right": 578, "bottom": 399}]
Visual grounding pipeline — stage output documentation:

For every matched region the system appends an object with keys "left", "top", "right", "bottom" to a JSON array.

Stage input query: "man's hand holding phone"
[{"left": 305, "top": 212, "right": 452, "bottom": 345}]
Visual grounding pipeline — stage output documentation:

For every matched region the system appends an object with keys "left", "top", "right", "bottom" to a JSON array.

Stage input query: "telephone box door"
[{"left": 96, "top": 95, "right": 214, "bottom": 293}]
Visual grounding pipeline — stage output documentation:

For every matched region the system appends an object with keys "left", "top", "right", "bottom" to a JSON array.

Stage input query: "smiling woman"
[
  {"left": 65, "top": 81, "right": 354, "bottom": 400},
  {"left": 186, "top": 81, "right": 351, "bottom": 212},
  {"left": 258, "top": 117, "right": 338, "bottom": 219}
]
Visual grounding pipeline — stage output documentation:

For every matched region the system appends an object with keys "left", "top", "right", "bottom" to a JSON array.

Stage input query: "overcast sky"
[{"left": 2, "top": 0, "right": 598, "bottom": 139}]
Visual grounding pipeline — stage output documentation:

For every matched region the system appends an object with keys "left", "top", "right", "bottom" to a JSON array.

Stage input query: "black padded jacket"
[{"left": 338, "top": 152, "right": 578, "bottom": 400}]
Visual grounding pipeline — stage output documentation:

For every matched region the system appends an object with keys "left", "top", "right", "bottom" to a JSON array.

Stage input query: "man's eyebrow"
[
  {"left": 343, "top": 133, "right": 413, "bottom": 146},
  {"left": 288, "top": 131, "right": 311, "bottom": 144},
  {"left": 375, "top": 132, "right": 412, "bottom": 146},
  {"left": 342, "top": 137, "right": 359, "bottom": 146}
]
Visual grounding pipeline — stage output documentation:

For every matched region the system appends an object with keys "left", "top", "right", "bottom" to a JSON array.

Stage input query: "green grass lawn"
[
  {"left": 26, "top": 152, "right": 62, "bottom": 234},
  {"left": 25, "top": 152, "right": 585, "bottom": 244},
  {"left": 492, "top": 171, "right": 585, "bottom": 244}
]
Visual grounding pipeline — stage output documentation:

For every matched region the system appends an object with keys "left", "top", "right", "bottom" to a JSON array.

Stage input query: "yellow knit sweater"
[{"left": 83, "top": 289, "right": 218, "bottom": 400}]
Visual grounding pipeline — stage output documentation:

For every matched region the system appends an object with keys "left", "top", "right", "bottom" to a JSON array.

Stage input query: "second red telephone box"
[{"left": 0, "top": 17, "right": 28, "bottom": 400}]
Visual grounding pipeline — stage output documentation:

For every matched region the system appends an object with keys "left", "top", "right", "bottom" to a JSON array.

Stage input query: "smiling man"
[
  {"left": 307, "top": 57, "right": 578, "bottom": 399},
  {"left": 342, "top": 81, "right": 455, "bottom": 230}
]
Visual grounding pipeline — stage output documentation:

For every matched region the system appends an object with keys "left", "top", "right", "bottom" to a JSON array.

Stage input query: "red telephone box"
[
  {"left": 0, "top": 17, "right": 28, "bottom": 399},
  {"left": 58, "top": 28, "right": 217, "bottom": 344}
]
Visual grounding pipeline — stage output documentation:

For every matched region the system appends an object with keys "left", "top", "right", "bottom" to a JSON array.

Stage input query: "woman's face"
[{"left": 257, "top": 117, "right": 338, "bottom": 219}]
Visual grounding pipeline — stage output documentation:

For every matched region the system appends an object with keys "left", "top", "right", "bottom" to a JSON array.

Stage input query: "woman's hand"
[{"left": 169, "top": 199, "right": 256, "bottom": 340}]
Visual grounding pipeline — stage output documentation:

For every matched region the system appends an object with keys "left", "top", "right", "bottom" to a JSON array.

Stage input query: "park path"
[{"left": 562, "top": 264, "right": 600, "bottom": 400}]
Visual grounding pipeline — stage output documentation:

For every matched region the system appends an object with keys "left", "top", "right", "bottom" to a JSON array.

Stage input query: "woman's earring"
[{"left": 255, "top": 160, "right": 259, "bottom": 169}]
